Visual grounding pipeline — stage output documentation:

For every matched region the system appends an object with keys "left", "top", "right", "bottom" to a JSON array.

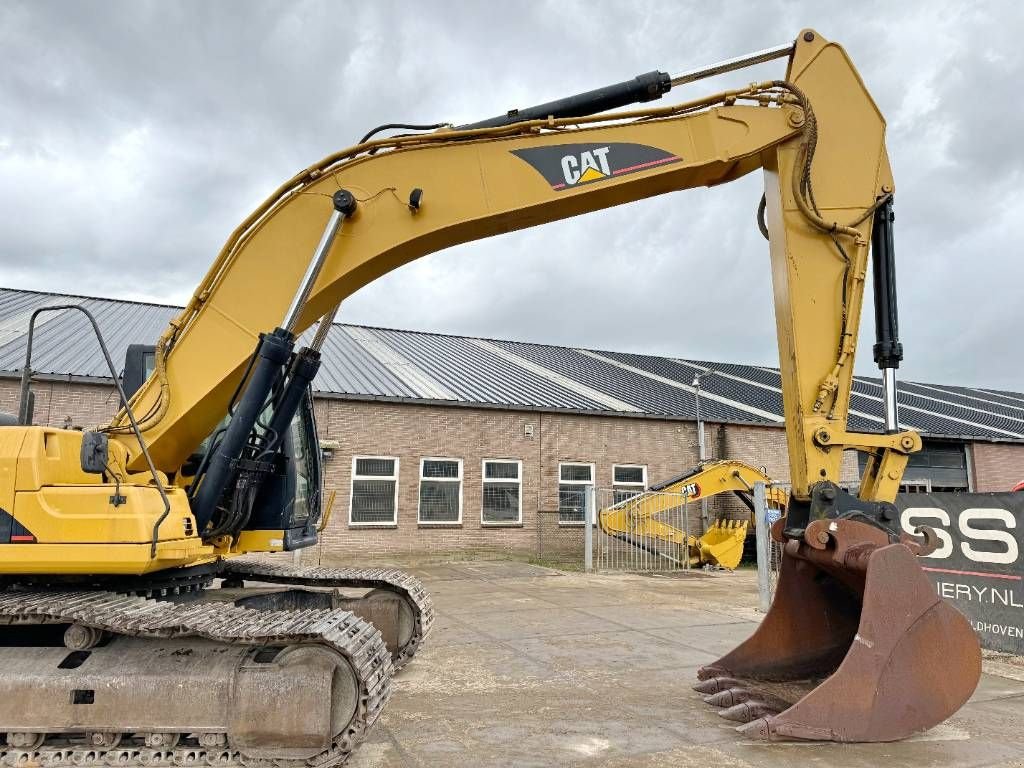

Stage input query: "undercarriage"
[{"left": 0, "top": 561, "right": 434, "bottom": 767}]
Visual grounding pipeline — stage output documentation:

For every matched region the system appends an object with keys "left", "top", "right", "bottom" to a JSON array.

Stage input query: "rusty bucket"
[{"left": 696, "top": 517, "right": 981, "bottom": 742}]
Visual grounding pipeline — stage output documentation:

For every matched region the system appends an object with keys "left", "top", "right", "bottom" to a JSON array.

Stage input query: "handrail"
[{"left": 17, "top": 305, "right": 172, "bottom": 557}]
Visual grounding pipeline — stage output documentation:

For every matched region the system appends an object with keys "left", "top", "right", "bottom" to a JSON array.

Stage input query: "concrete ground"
[{"left": 349, "top": 560, "right": 1024, "bottom": 768}]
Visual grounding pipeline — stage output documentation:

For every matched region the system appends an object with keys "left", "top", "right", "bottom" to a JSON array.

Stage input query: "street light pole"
[{"left": 692, "top": 368, "right": 716, "bottom": 532}]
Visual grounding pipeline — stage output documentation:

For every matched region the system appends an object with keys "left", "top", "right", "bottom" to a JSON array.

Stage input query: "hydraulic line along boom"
[{"left": 460, "top": 41, "right": 794, "bottom": 130}]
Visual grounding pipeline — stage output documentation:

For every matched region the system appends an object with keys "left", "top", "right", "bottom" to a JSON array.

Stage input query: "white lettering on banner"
[
  {"left": 901, "top": 506, "right": 1019, "bottom": 565},
  {"left": 560, "top": 155, "right": 579, "bottom": 185},
  {"left": 590, "top": 147, "right": 611, "bottom": 174},
  {"left": 960, "top": 508, "right": 1018, "bottom": 565},
  {"left": 900, "top": 508, "right": 953, "bottom": 559},
  {"left": 972, "top": 620, "right": 1024, "bottom": 638},
  {"left": 934, "top": 581, "right": 1024, "bottom": 607}
]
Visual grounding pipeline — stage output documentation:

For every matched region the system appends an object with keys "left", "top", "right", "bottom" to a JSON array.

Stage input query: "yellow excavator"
[
  {"left": 0, "top": 28, "right": 982, "bottom": 761},
  {"left": 599, "top": 460, "right": 788, "bottom": 569}
]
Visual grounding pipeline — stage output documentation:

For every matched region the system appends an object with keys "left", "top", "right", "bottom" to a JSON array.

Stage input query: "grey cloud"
[{"left": 1, "top": 0, "right": 1022, "bottom": 389}]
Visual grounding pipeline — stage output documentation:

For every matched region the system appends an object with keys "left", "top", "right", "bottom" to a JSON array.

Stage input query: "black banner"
[{"left": 896, "top": 492, "right": 1024, "bottom": 654}]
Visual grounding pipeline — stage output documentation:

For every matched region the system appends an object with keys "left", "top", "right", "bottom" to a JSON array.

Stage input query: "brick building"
[{"left": 2, "top": 287, "right": 1022, "bottom": 561}]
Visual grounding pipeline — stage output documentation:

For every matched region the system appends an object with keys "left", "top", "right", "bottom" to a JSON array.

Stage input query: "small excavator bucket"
[
  {"left": 697, "top": 519, "right": 748, "bottom": 570},
  {"left": 696, "top": 518, "right": 981, "bottom": 742}
]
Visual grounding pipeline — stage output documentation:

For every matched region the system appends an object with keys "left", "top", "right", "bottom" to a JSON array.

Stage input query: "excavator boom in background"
[
  {"left": 599, "top": 459, "right": 788, "bottom": 570},
  {"left": 0, "top": 28, "right": 982, "bottom": 762}
]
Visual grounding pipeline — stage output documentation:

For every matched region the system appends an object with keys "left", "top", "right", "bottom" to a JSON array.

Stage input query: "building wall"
[
  {"left": 0, "top": 378, "right": 118, "bottom": 428},
  {"left": 971, "top": 442, "right": 1024, "bottom": 492},
  {"left": 315, "top": 401, "right": 721, "bottom": 561},
  {"left": 315, "top": 400, "right": 542, "bottom": 560},
  {"left": 306, "top": 401, "right": 865, "bottom": 562}
]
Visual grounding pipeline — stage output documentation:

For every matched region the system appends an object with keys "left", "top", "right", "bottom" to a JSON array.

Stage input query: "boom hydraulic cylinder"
[{"left": 872, "top": 197, "right": 903, "bottom": 432}]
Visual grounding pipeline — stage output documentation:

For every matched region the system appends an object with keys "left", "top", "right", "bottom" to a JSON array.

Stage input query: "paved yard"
[{"left": 348, "top": 560, "right": 1024, "bottom": 768}]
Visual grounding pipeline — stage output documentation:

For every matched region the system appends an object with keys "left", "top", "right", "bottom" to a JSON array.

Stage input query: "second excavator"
[
  {"left": 599, "top": 459, "right": 788, "bottom": 570},
  {"left": 0, "top": 27, "right": 982, "bottom": 762}
]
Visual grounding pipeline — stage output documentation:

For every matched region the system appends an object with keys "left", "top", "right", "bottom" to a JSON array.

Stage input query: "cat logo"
[
  {"left": 511, "top": 142, "right": 681, "bottom": 191},
  {"left": 681, "top": 482, "right": 702, "bottom": 499},
  {"left": 560, "top": 146, "right": 611, "bottom": 186}
]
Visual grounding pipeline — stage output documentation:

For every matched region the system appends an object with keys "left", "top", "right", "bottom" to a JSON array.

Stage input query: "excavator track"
[
  {"left": 0, "top": 590, "right": 392, "bottom": 768},
  {"left": 221, "top": 560, "right": 434, "bottom": 671}
]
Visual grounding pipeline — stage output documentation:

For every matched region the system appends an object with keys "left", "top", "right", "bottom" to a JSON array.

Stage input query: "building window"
[
  {"left": 612, "top": 464, "right": 647, "bottom": 503},
  {"left": 419, "top": 458, "right": 463, "bottom": 524},
  {"left": 559, "top": 462, "right": 594, "bottom": 525},
  {"left": 482, "top": 459, "right": 522, "bottom": 525},
  {"left": 900, "top": 480, "right": 932, "bottom": 494},
  {"left": 350, "top": 456, "right": 399, "bottom": 526},
  {"left": 859, "top": 440, "right": 969, "bottom": 493}
]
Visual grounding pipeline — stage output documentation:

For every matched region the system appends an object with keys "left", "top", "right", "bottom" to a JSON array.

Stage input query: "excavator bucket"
[
  {"left": 696, "top": 519, "right": 748, "bottom": 570},
  {"left": 696, "top": 518, "right": 981, "bottom": 742}
]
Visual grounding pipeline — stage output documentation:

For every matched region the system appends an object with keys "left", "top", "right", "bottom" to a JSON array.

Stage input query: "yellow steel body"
[
  {"left": 0, "top": 30, "right": 920, "bottom": 577},
  {"left": 598, "top": 460, "right": 787, "bottom": 569},
  {"left": 0, "top": 427, "right": 216, "bottom": 573}
]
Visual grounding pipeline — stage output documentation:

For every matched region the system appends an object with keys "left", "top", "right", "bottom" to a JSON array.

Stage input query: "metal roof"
[{"left": 2, "top": 286, "right": 1022, "bottom": 442}]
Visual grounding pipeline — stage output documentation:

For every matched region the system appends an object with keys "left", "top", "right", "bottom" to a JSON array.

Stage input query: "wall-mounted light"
[{"left": 319, "top": 439, "right": 341, "bottom": 459}]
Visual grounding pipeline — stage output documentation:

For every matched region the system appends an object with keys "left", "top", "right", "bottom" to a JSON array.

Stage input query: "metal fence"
[
  {"left": 534, "top": 484, "right": 785, "bottom": 591},
  {"left": 753, "top": 481, "right": 788, "bottom": 610},
  {"left": 591, "top": 487, "right": 700, "bottom": 572},
  {"left": 534, "top": 486, "right": 703, "bottom": 573}
]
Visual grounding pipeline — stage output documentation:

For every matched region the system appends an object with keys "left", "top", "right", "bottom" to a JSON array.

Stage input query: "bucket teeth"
[
  {"left": 694, "top": 540, "right": 982, "bottom": 742},
  {"left": 736, "top": 717, "right": 773, "bottom": 739},
  {"left": 703, "top": 688, "right": 752, "bottom": 707},
  {"left": 692, "top": 676, "right": 741, "bottom": 694},
  {"left": 719, "top": 701, "right": 783, "bottom": 723},
  {"left": 719, "top": 703, "right": 758, "bottom": 723}
]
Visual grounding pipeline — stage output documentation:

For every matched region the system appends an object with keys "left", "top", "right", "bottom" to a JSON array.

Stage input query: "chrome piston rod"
[
  {"left": 282, "top": 189, "right": 357, "bottom": 334},
  {"left": 670, "top": 42, "right": 793, "bottom": 87},
  {"left": 882, "top": 367, "right": 900, "bottom": 433}
]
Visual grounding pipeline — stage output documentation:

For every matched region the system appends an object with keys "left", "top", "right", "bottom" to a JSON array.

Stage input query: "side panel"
[
  {"left": 0, "top": 426, "right": 213, "bottom": 575},
  {"left": 12, "top": 486, "right": 194, "bottom": 544},
  {"left": 15, "top": 427, "right": 96, "bottom": 491},
  {"left": 0, "top": 427, "right": 26, "bottom": 528},
  {"left": 0, "top": 542, "right": 213, "bottom": 575}
]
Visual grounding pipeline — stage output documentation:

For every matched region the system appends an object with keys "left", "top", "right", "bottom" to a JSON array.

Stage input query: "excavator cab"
[{"left": 243, "top": 389, "right": 322, "bottom": 549}]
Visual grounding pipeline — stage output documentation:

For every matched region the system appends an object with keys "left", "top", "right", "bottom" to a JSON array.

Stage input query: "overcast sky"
[{"left": 1, "top": 1, "right": 1022, "bottom": 389}]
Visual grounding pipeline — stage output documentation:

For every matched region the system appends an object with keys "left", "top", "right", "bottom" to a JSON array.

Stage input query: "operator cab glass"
[{"left": 199, "top": 387, "right": 322, "bottom": 545}]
